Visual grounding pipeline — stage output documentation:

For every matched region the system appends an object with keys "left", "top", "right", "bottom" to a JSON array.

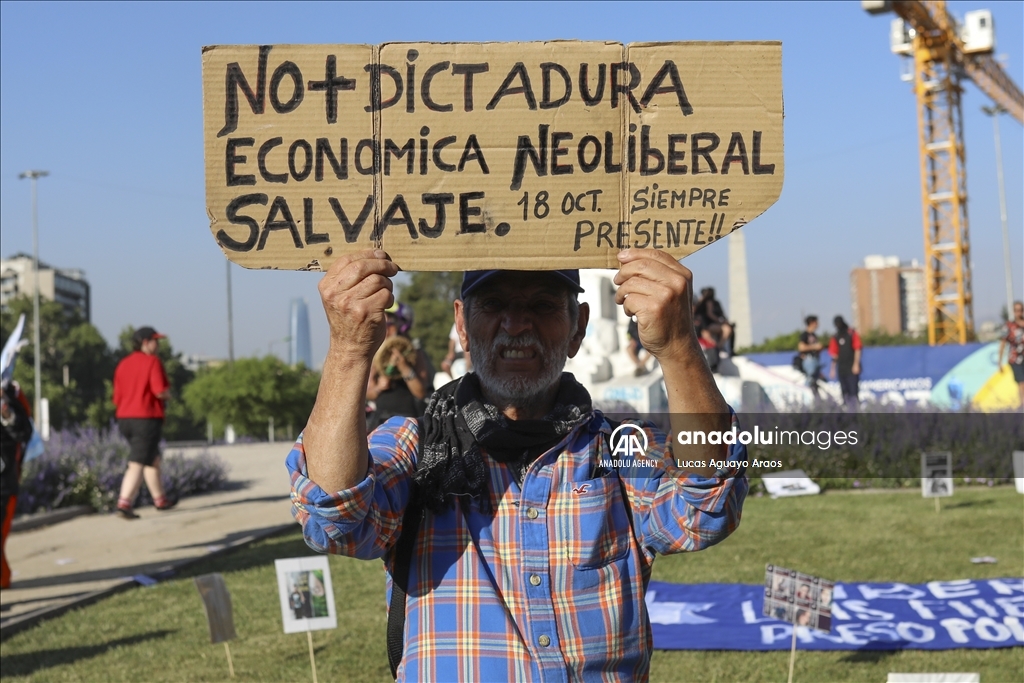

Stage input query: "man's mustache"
[{"left": 489, "top": 331, "right": 542, "bottom": 353}]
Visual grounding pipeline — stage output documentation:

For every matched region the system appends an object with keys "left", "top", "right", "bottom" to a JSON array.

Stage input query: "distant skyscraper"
[{"left": 289, "top": 298, "right": 312, "bottom": 368}]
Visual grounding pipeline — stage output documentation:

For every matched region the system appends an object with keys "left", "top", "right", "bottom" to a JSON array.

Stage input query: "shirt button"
[
  {"left": 526, "top": 507, "right": 539, "bottom": 519},
  {"left": 529, "top": 574, "right": 541, "bottom": 586},
  {"left": 538, "top": 634, "right": 551, "bottom": 647}
]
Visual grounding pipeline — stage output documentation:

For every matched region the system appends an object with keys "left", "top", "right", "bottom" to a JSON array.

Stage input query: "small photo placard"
[
  {"left": 921, "top": 452, "right": 954, "bottom": 498},
  {"left": 761, "top": 470, "right": 821, "bottom": 499},
  {"left": 1012, "top": 451, "right": 1023, "bottom": 495},
  {"left": 763, "top": 564, "right": 833, "bottom": 633},
  {"left": 274, "top": 556, "right": 337, "bottom": 634}
]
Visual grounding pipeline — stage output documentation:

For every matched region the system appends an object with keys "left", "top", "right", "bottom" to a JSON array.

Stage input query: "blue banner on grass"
[{"left": 647, "top": 578, "right": 1024, "bottom": 650}]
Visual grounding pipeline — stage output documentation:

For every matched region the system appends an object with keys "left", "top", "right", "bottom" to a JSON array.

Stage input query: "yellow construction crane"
[{"left": 864, "top": 0, "right": 1024, "bottom": 345}]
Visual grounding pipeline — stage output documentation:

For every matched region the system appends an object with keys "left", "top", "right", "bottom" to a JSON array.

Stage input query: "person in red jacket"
[
  {"left": 112, "top": 326, "right": 175, "bottom": 519},
  {"left": 828, "top": 316, "right": 862, "bottom": 409},
  {"left": 997, "top": 301, "right": 1024, "bottom": 410}
]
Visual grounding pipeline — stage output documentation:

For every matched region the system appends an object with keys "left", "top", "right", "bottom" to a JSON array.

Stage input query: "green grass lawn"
[{"left": 1, "top": 487, "right": 1021, "bottom": 682}]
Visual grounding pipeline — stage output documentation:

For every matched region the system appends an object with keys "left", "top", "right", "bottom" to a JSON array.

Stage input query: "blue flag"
[{"left": 648, "top": 578, "right": 1024, "bottom": 650}]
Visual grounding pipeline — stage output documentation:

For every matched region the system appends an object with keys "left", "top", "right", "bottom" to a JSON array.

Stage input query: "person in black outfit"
[
  {"left": 797, "top": 316, "right": 824, "bottom": 398},
  {"left": 1, "top": 382, "right": 32, "bottom": 589},
  {"left": 290, "top": 590, "right": 306, "bottom": 619},
  {"left": 693, "top": 288, "right": 733, "bottom": 356},
  {"left": 828, "top": 316, "right": 862, "bottom": 409},
  {"left": 626, "top": 318, "right": 651, "bottom": 376}
]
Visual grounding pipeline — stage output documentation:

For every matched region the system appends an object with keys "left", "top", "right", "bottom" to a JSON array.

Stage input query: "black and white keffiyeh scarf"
[{"left": 413, "top": 372, "right": 593, "bottom": 513}]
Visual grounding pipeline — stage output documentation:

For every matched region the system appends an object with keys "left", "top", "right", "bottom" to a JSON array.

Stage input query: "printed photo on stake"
[
  {"left": 767, "top": 599, "right": 793, "bottom": 623},
  {"left": 274, "top": 556, "right": 338, "bottom": 634},
  {"left": 815, "top": 580, "right": 834, "bottom": 631},
  {"left": 287, "top": 570, "right": 329, "bottom": 619},
  {"left": 818, "top": 581, "right": 834, "bottom": 610},
  {"left": 763, "top": 564, "right": 833, "bottom": 633},
  {"left": 767, "top": 564, "right": 795, "bottom": 600},
  {"left": 795, "top": 573, "right": 817, "bottom": 606},
  {"left": 815, "top": 611, "right": 833, "bottom": 631},
  {"left": 921, "top": 452, "right": 954, "bottom": 498}
]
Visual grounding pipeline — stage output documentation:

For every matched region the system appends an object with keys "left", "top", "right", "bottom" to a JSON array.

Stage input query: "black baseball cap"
[
  {"left": 460, "top": 270, "right": 584, "bottom": 299},
  {"left": 133, "top": 326, "right": 166, "bottom": 344}
]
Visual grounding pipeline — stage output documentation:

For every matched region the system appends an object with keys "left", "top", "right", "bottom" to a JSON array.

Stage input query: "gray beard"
[{"left": 469, "top": 329, "right": 569, "bottom": 414}]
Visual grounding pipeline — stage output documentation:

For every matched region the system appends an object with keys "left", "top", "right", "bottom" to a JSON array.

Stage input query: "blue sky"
[{"left": 1, "top": 1, "right": 1021, "bottom": 366}]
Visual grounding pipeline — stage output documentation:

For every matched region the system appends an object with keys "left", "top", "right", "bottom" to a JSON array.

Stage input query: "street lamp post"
[
  {"left": 981, "top": 105, "right": 1015, "bottom": 316},
  {"left": 18, "top": 170, "right": 49, "bottom": 421},
  {"left": 226, "top": 260, "right": 235, "bottom": 364}
]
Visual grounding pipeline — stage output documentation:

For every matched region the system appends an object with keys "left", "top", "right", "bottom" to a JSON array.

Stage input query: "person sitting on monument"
[
  {"left": 797, "top": 315, "right": 824, "bottom": 399},
  {"left": 693, "top": 287, "right": 734, "bottom": 356}
]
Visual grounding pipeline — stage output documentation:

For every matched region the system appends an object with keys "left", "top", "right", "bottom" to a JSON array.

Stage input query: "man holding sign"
[{"left": 287, "top": 248, "right": 747, "bottom": 680}]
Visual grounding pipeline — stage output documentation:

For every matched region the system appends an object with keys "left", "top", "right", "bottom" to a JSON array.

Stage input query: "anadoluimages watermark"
[
  {"left": 603, "top": 423, "right": 861, "bottom": 471},
  {"left": 675, "top": 426, "right": 859, "bottom": 450}
]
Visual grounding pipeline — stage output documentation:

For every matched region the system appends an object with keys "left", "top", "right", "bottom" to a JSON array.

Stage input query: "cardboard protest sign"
[
  {"left": 921, "top": 452, "right": 953, "bottom": 498},
  {"left": 194, "top": 573, "right": 237, "bottom": 643},
  {"left": 274, "top": 557, "right": 337, "bottom": 634},
  {"left": 763, "top": 564, "right": 833, "bottom": 633},
  {"left": 202, "top": 41, "right": 783, "bottom": 271},
  {"left": 194, "top": 573, "right": 237, "bottom": 677}
]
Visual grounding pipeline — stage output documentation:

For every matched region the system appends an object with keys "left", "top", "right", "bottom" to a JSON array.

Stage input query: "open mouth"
[{"left": 500, "top": 347, "right": 538, "bottom": 360}]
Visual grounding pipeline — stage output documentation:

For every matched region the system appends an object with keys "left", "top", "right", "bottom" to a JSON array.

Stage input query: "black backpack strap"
[
  {"left": 387, "top": 418, "right": 424, "bottom": 680},
  {"left": 600, "top": 417, "right": 637, "bottom": 540},
  {"left": 387, "top": 495, "right": 423, "bottom": 679}
]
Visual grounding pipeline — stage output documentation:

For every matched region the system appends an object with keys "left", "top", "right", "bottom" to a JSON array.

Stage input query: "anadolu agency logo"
[
  {"left": 604, "top": 424, "right": 659, "bottom": 468},
  {"left": 610, "top": 423, "right": 649, "bottom": 459}
]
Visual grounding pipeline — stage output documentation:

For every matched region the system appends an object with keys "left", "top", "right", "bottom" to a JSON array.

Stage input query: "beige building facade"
[
  {"left": 1, "top": 253, "right": 91, "bottom": 322},
  {"left": 850, "top": 255, "right": 925, "bottom": 335}
]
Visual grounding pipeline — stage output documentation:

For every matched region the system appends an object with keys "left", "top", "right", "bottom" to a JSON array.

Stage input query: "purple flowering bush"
[{"left": 16, "top": 427, "right": 229, "bottom": 515}]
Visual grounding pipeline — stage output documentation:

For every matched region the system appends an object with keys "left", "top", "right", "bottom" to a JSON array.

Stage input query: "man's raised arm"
[
  {"left": 614, "top": 249, "right": 730, "bottom": 476},
  {"left": 303, "top": 249, "right": 398, "bottom": 493}
]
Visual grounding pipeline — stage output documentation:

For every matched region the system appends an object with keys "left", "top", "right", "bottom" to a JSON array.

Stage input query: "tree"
[
  {"left": 182, "top": 356, "right": 319, "bottom": 439},
  {"left": 858, "top": 328, "right": 927, "bottom": 347},
  {"left": 0, "top": 296, "right": 115, "bottom": 430},
  {"left": 398, "top": 272, "right": 461, "bottom": 369},
  {"left": 735, "top": 330, "right": 819, "bottom": 355},
  {"left": 737, "top": 326, "right": 927, "bottom": 355}
]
